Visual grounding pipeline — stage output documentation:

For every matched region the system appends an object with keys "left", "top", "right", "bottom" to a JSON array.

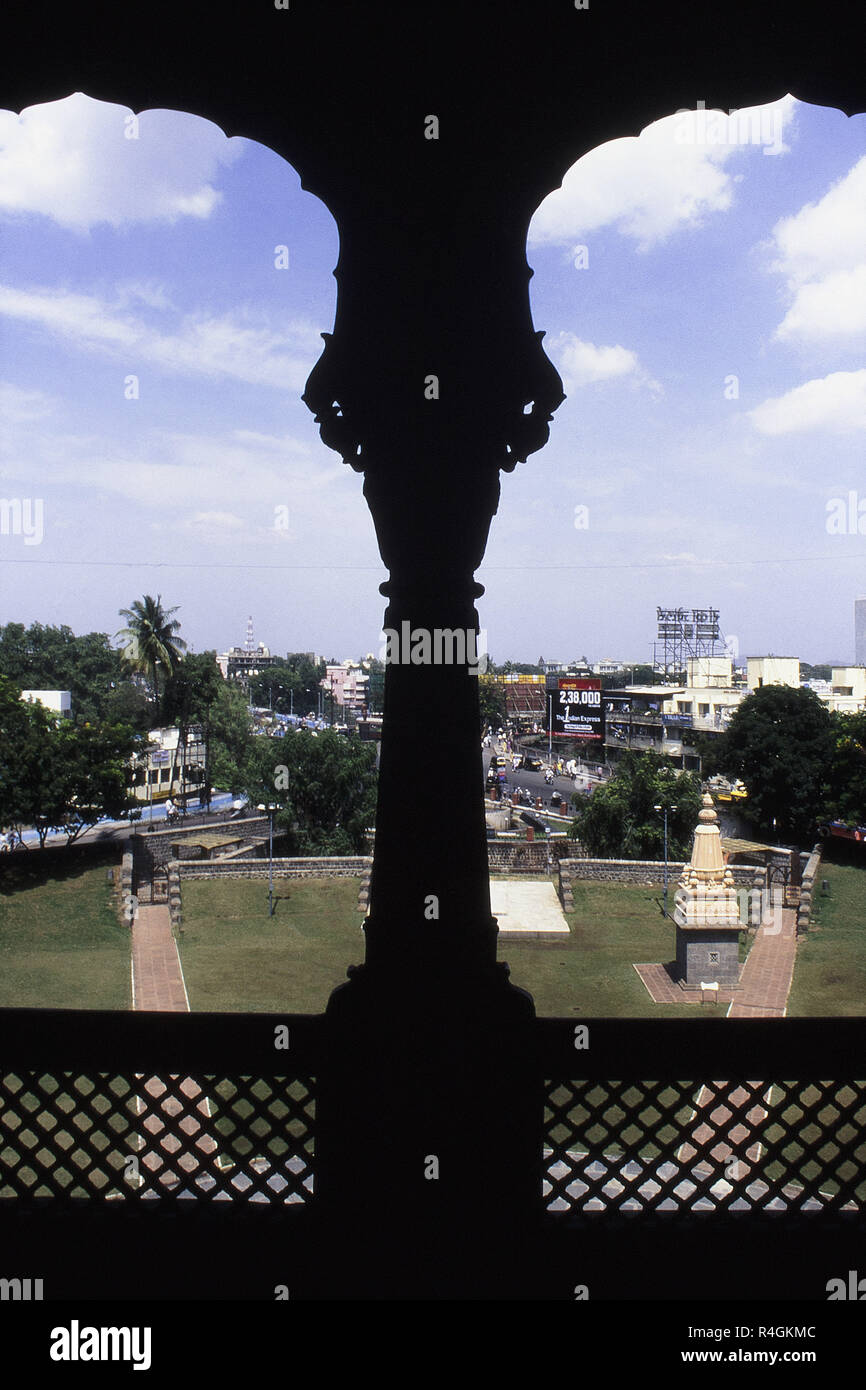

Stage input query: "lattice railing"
[
  {"left": 0, "top": 1071, "right": 315, "bottom": 1204},
  {"left": 2, "top": 1012, "right": 866, "bottom": 1218},
  {"left": 543, "top": 1077, "right": 866, "bottom": 1213},
  {"left": 0, "top": 1008, "right": 322, "bottom": 1207}
]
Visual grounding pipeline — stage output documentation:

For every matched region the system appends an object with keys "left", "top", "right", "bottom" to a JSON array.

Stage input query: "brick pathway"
[
  {"left": 131, "top": 905, "right": 190, "bottom": 1011},
  {"left": 130, "top": 904, "right": 220, "bottom": 1189},
  {"left": 727, "top": 905, "right": 798, "bottom": 1018}
]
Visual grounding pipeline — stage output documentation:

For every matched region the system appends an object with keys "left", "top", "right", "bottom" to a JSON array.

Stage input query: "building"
[
  {"left": 746, "top": 656, "right": 800, "bottom": 690},
  {"left": 217, "top": 643, "right": 280, "bottom": 683},
  {"left": 821, "top": 666, "right": 866, "bottom": 714},
  {"left": 604, "top": 658, "right": 743, "bottom": 769},
  {"left": 20, "top": 690, "right": 72, "bottom": 718},
  {"left": 323, "top": 661, "right": 369, "bottom": 711},
  {"left": 130, "top": 726, "right": 207, "bottom": 805}
]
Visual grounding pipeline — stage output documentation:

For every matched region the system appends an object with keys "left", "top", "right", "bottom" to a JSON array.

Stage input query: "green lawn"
[
  {"left": 787, "top": 863, "right": 866, "bottom": 1016},
  {"left": 177, "top": 876, "right": 366, "bottom": 1012},
  {"left": 178, "top": 874, "right": 729, "bottom": 1017},
  {"left": 0, "top": 850, "right": 130, "bottom": 1009},
  {"left": 502, "top": 879, "right": 729, "bottom": 1017}
]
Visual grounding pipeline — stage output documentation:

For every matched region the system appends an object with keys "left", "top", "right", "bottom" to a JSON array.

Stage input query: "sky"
[{"left": 1, "top": 92, "right": 865, "bottom": 668}]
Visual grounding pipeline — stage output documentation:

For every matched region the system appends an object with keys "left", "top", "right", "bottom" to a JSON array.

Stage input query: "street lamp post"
[
  {"left": 258, "top": 803, "right": 276, "bottom": 916},
  {"left": 654, "top": 802, "right": 678, "bottom": 919}
]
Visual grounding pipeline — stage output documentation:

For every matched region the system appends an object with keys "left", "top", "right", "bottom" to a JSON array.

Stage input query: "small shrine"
[{"left": 674, "top": 794, "right": 742, "bottom": 989}]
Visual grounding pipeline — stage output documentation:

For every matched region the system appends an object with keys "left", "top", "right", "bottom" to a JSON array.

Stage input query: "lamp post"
[
  {"left": 654, "top": 802, "right": 678, "bottom": 919},
  {"left": 547, "top": 694, "right": 553, "bottom": 763},
  {"left": 257, "top": 803, "right": 277, "bottom": 916}
]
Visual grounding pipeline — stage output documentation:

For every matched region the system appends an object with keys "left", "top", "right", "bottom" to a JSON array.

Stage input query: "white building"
[
  {"left": 130, "top": 726, "right": 207, "bottom": 805},
  {"left": 20, "top": 690, "right": 72, "bottom": 718},
  {"left": 746, "top": 656, "right": 800, "bottom": 691},
  {"left": 821, "top": 667, "right": 866, "bottom": 714}
]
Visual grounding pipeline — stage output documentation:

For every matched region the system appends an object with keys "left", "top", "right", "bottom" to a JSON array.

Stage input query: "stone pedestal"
[
  {"left": 674, "top": 794, "right": 743, "bottom": 989},
  {"left": 675, "top": 922, "right": 741, "bottom": 989}
]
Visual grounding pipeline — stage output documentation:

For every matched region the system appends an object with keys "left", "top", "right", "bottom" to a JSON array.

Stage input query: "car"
[{"left": 521, "top": 754, "right": 543, "bottom": 772}]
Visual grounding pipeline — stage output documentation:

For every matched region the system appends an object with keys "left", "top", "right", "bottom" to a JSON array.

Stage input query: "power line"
[{"left": 3, "top": 553, "right": 866, "bottom": 573}]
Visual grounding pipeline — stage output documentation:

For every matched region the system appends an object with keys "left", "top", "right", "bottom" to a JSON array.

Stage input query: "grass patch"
[
  {"left": 502, "top": 879, "right": 729, "bottom": 1017},
  {"left": 787, "top": 864, "right": 866, "bottom": 1016},
  {"left": 177, "top": 876, "right": 365, "bottom": 1012},
  {"left": 0, "top": 849, "right": 130, "bottom": 1009}
]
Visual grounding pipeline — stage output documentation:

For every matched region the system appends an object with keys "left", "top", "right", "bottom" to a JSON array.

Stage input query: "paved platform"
[
  {"left": 489, "top": 879, "right": 570, "bottom": 937},
  {"left": 634, "top": 962, "right": 738, "bottom": 1004},
  {"left": 633, "top": 906, "right": 798, "bottom": 1015}
]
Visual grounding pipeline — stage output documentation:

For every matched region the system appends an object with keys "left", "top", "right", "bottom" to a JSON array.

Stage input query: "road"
[
  {"left": 481, "top": 740, "right": 601, "bottom": 820},
  {"left": 5, "top": 792, "right": 241, "bottom": 852}
]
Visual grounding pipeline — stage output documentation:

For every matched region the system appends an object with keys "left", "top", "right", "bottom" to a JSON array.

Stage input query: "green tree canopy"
[
  {"left": 116, "top": 595, "right": 187, "bottom": 719},
  {"left": 570, "top": 750, "right": 702, "bottom": 860},
  {"left": 0, "top": 677, "right": 140, "bottom": 845},
  {"left": 824, "top": 710, "right": 866, "bottom": 827},
  {"left": 711, "top": 684, "right": 834, "bottom": 845},
  {"left": 0, "top": 621, "right": 146, "bottom": 727},
  {"left": 478, "top": 678, "right": 507, "bottom": 731},
  {"left": 247, "top": 654, "right": 326, "bottom": 717},
  {"left": 239, "top": 727, "right": 377, "bottom": 855}
]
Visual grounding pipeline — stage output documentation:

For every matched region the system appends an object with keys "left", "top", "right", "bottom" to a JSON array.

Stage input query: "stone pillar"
[{"left": 301, "top": 193, "right": 564, "bottom": 1259}]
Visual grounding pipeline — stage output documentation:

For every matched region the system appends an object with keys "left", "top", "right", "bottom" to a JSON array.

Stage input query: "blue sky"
[{"left": 1, "top": 92, "right": 865, "bottom": 667}]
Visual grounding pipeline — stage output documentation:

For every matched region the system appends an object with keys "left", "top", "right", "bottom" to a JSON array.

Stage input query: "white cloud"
[
  {"left": 0, "top": 380, "right": 55, "bottom": 423},
  {"left": 0, "top": 92, "right": 243, "bottom": 231},
  {"left": 0, "top": 283, "right": 320, "bottom": 391},
  {"left": 550, "top": 331, "right": 661, "bottom": 395},
  {"left": 775, "top": 264, "right": 866, "bottom": 341},
  {"left": 769, "top": 156, "right": 866, "bottom": 343},
  {"left": 529, "top": 96, "right": 797, "bottom": 252},
  {"left": 749, "top": 370, "right": 866, "bottom": 434}
]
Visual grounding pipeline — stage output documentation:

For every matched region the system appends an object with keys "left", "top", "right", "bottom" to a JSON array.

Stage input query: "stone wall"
[
  {"left": 130, "top": 815, "right": 272, "bottom": 883},
  {"left": 557, "top": 857, "right": 765, "bottom": 913},
  {"left": 176, "top": 856, "right": 372, "bottom": 882},
  {"left": 796, "top": 843, "right": 823, "bottom": 935},
  {"left": 487, "top": 838, "right": 575, "bottom": 874},
  {"left": 169, "top": 857, "right": 373, "bottom": 929}
]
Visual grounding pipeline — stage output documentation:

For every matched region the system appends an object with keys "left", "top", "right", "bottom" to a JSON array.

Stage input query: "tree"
[
  {"left": 247, "top": 654, "right": 326, "bottom": 716},
  {"left": 0, "top": 621, "right": 143, "bottom": 727},
  {"left": 0, "top": 677, "right": 55, "bottom": 845},
  {"left": 478, "top": 677, "right": 507, "bottom": 731},
  {"left": 239, "top": 727, "right": 377, "bottom": 854},
  {"left": 570, "top": 750, "right": 702, "bottom": 860},
  {"left": 824, "top": 710, "right": 866, "bottom": 827},
  {"left": 711, "top": 684, "right": 834, "bottom": 845},
  {"left": 50, "top": 720, "right": 142, "bottom": 844},
  {"left": 602, "top": 664, "right": 657, "bottom": 690},
  {"left": 163, "top": 652, "right": 226, "bottom": 808},
  {"left": 116, "top": 595, "right": 187, "bottom": 720},
  {"left": 0, "top": 678, "right": 140, "bottom": 846},
  {"left": 207, "top": 680, "right": 255, "bottom": 793}
]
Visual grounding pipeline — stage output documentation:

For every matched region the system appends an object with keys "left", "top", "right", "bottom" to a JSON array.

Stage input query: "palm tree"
[{"left": 116, "top": 595, "right": 187, "bottom": 721}]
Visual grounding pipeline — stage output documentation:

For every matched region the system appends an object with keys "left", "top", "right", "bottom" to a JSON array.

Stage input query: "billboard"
[{"left": 550, "top": 677, "right": 604, "bottom": 741}]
